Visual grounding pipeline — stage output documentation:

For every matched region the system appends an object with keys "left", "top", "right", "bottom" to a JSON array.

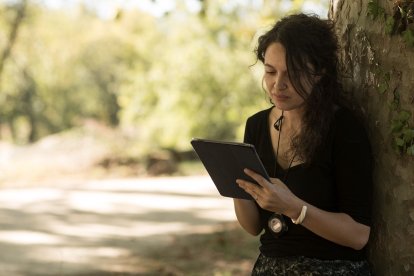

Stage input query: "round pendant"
[{"left": 267, "top": 213, "right": 288, "bottom": 237}]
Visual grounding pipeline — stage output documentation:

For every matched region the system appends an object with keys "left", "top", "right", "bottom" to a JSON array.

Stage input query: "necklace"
[
  {"left": 267, "top": 110, "right": 296, "bottom": 237},
  {"left": 273, "top": 111, "right": 296, "bottom": 179}
]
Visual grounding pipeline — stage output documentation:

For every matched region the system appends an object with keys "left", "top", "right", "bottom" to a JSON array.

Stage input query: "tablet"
[{"left": 191, "top": 138, "right": 270, "bottom": 200}]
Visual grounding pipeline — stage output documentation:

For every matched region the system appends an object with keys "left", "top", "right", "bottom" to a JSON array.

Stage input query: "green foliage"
[
  {"left": 391, "top": 110, "right": 414, "bottom": 155},
  {"left": 367, "top": 0, "right": 386, "bottom": 20},
  {"left": 366, "top": 0, "right": 414, "bottom": 157},
  {"left": 402, "top": 29, "right": 414, "bottom": 47},
  {"left": 385, "top": 16, "right": 395, "bottom": 35},
  {"left": 118, "top": 10, "right": 266, "bottom": 151},
  {"left": 391, "top": 0, "right": 414, "bottom": 35},
  {"left": 370, "top": 63, "right": 413, "bottom": 157},
  {"left": 389, "top": 89, "right": 400, "bottom": 111},
  {"left": 369, "top": 0, "right": 414, "bottom": 47},
  {"left": 378, "top": 73, "right": 390, "bottom": 94},
  {"left": 373, "top": 67, "right": 390, "bottom": 94},
  {"left": 0, "top": 1, "right": 328, "bottom": 158}
]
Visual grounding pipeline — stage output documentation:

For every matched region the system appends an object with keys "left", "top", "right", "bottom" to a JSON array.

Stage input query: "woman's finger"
[
  {"left": 243, "top": 168, "right": 273, "bottom": 190},
  {"left": 270, "top": 177, "right": 289, "bottom": 190},
  {"left": 236, "top": 179, "right": 261, "bottom": 199}
]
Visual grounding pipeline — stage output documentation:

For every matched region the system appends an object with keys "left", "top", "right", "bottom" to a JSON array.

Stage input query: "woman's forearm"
[
  {"left": 233, "top": 198, "right": 262, "bottom": 236},
  {"left": 285, "top": 199, "right": 370, "bottom": 250}
]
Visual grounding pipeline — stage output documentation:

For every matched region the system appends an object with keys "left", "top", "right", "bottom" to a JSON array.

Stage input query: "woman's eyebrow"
[{"left": 265, "top": 63, "right": 287, "bottom": 73}]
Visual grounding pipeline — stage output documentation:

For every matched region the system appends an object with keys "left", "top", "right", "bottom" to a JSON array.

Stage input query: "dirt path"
[{"left": 0, "top": 175, "right": 250, "bottom": 275}]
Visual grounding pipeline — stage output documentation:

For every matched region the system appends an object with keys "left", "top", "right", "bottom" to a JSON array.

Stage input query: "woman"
[{"left": 234, "top": 14, "right": 373, "bottom": 275}]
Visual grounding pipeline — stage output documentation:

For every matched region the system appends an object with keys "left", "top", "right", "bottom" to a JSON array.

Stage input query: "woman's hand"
[{"left": 236, "top": 168, "right": 301, "bottom": 218}]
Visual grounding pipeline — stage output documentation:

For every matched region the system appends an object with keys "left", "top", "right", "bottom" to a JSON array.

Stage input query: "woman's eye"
[{"left": 265, "top": 71, "right": 276, "bottom": 75}]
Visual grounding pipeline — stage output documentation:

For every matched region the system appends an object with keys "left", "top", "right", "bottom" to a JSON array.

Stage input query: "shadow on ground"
[{"left": 0, "top": 176, "right": 259, "bottom": 275}]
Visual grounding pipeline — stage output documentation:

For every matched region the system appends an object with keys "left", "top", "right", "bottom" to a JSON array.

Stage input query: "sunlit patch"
[
  {"left": 0, "top": 230, "right": 63, "bottom": 245},
  {"left": 49, "top": 222, "right": 139, "bottom": 238},
  {"left": 0, "top": 188, "right": 63, "bottom": 209},
  {"left": 24, "top": 246, "right": 132, "bottom": 269},
  {"left": 85, "top": 175, "right": 217, "bottom": 195}
]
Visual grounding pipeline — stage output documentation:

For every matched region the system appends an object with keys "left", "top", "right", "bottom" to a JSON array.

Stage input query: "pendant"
[{"left": 267, "top": 213, "right": 288, "bottom": 237}]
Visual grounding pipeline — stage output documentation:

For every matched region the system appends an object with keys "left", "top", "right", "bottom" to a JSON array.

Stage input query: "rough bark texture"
[{"left": 330, "top": 1, "right": 414, "bottom": 275}]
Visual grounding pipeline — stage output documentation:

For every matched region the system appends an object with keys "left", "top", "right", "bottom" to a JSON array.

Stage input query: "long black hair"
[{"left": 255, "top": 13, "right": 345, "bottom": 163}]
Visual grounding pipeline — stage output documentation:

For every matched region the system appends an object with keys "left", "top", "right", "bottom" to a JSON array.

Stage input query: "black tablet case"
[{"left": 191, "top": 138, "right": 270, "bottom": 200}]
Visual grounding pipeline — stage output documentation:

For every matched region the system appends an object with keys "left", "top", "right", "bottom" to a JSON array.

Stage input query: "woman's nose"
[{"left": 273, "top": 77, "right": 288, "bottom": 90}]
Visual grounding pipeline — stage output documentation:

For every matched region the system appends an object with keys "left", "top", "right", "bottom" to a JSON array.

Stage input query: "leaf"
[
  {"left": 407, "top": 145, "right": 414, "bottom": 156},
  {"left": 395, "top": 137, "right": 405, "bottom": 147},
  {"left": 367, "top": 1, "right": 377, "bottom": 18},
  {"left": 376, "top": 71, "right": 390, "bottom": 94},
  {"left": 398, "top": 110, "right": 412, "bottom": 122},
  {"left": 368, "top": 0, "right": 386, "bottom": 20},
  {"left": 378, "top": 81, "right": 389, "bottom": 94},
  {"left": 391, "top": 120, "right": 405, "bottom": 133},
  {"left": 402, "top": 128, "right": 414, "bottom": 142},
  {"left": 385, "top": 16, "right": 396, "bottom": 34},
  {"left": 402, "top": 29, "right": 414, "bottom": 47},
  {"left": 389, "top": 89, "right": 400, "bottom": 110}
]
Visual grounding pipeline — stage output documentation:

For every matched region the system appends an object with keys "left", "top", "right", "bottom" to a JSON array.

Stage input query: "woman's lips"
[{"left": 273, "top": 94, "right": 289, "bottom": 101}]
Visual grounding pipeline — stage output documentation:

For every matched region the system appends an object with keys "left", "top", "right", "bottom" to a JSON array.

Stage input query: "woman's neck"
[{"left": 273, "top": 107, "right": 304, "bottom": 132}]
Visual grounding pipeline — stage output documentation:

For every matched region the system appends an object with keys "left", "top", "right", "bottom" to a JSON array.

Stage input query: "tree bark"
[{"left": 330, "top": 0, "right": 414, "bottom": 275}]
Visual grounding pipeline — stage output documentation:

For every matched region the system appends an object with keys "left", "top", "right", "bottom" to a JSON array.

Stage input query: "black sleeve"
[
  {"left": 332, "top": 110, "right": 373, "bottom": 226},
  {"left": 243, "top": 116, "right": 255, "bottom": 144}
]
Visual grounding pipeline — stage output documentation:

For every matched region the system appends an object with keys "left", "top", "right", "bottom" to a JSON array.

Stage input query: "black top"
[{"left": 243, "top": 106, "right": 373, "bottom": 261}]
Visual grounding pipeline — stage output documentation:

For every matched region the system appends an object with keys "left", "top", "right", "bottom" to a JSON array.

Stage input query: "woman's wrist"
[{"left": 284, "top": 197, "right": 305, "bottom": 220}]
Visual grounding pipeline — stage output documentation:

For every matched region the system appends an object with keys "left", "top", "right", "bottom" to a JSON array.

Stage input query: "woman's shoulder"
[
  {"left": 246, "top": 106, "right": 273, "bottom": 123},
  {"left": 244, "top": 107, "right": 273, "bottom": 144}
]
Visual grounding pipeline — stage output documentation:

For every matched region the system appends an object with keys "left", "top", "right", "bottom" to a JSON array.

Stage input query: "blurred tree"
[
  {"left": 12, "top": 67, "right": 38, "bottom": 142},
  {"left": 118, "top": 2, "right": 267, "bottom": 153},
  {"left": 0, "top": 0, "right": 27, "bottom": 140},
  {"left": 0, "top": 0, "right": 27, "bottom": 79},
  {"left": 0, "top": 0, "right": 329, "bottom": 156},
  {"left": 78, "top": 36, "right": 137, "bottom": 126}
]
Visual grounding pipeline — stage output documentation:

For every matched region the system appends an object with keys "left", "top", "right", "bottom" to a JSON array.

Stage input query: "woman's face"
[{"left": 263, "top": 42, "right": 312, "bottom": 111}]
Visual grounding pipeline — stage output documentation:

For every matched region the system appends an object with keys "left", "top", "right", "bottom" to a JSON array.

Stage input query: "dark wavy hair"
[{"left": 255, "top": 13, "right": 345, "bottom": 163}]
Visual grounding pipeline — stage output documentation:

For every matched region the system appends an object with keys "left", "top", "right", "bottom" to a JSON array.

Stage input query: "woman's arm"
[
  {"left": 237, "top": 169, "right": 370, "bottom": 250},
  {"left": 286, "top": 198, "right": 370, "bottom": 250},
  {"left": 233, "top": 198, "right": 262, "bottom": 236}
]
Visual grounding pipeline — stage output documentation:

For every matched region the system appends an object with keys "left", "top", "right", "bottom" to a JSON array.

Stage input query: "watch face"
[
  {"left": 269, "top": 216, "right": 283, "bottom": 233},
  {"left": 267, "top": 213, "right": 288, "bottom": 236}
]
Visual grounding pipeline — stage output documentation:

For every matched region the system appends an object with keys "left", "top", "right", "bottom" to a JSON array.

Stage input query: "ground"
[
  {"left": 0, "top": 130, "right": 259, "bottom": 275},
  {"left": 0, "top": 176, "right": 259, "bottom": 275}
]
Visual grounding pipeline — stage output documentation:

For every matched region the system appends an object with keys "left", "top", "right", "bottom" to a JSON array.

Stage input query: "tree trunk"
[
  {"left": 330, "top": 1, "right": 414, "bottom": 275},
  {"left": 0, "top": 0, "right": 27, "bottom": 139},
  {"left": 0, "top": 0, "right": 27, "bottom": 79}
]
